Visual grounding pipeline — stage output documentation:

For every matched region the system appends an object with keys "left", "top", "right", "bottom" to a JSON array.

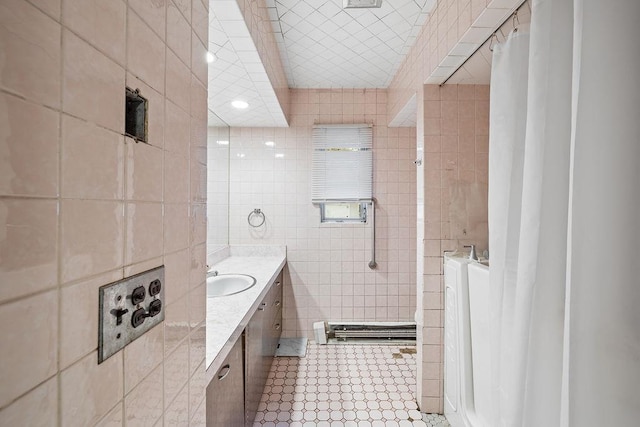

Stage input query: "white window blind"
[{"left": 312, "top": 124, "right": 373, "bottom": 202}]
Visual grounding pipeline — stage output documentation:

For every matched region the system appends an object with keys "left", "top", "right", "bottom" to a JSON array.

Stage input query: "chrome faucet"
[
  {"left": 464, "top": 245, "right": 479, "bottom": 261},
  {"left": 209, "top": 270, "right": 219, "bottom": 277}
]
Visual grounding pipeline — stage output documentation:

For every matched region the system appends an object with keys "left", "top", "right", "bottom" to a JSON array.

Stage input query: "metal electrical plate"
[{"left": 98, "top": 266, "right": 165, "bottom": 364}]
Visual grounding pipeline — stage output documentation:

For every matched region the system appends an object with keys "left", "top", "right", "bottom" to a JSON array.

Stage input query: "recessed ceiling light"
[
  {"left": 216, "top": 140, "right": 229, "bottom": 145},
  {"left": 237, "top": 153, "right": 245, "bottom": 158},
  {"left": 275, "top": 153, "right": 284, "bottom": 159},
  {"left": 206, "top": 52, "right": 216, "bottom": 63},
  {"left": 265, "top": 141, "right": 275, "bottom": 147},
  {"left": 232, "top": 100, "right": 249, "bottom": 109},
  {"left": 343, "top": 0, "right": 382, "bottom": 8}
]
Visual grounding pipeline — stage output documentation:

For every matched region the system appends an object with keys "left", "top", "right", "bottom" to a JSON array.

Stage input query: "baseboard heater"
[{"left": 321, "top": 321, "right": 416, "bottom": 344}]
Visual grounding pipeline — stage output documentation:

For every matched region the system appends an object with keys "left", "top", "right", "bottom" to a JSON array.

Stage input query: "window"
[
  {"left": 312, "top": 124, "right": 372, "bottom": 223},
  {"left": 320, "top": 202, "right": 367, "bottom": 223}
]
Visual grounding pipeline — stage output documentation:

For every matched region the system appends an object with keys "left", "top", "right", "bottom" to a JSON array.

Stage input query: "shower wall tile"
[
  {"left": 0, "top": 1, "right": 207, "bottom": 424},
  {"left": 0, "top": 93, "right": 59, "bottom": 198},
  {"left": 0, "top": 0, "right": 61, "bottom": 108},
  {"left": 418, "top": 84, "right": 489, "bottom": 413}
]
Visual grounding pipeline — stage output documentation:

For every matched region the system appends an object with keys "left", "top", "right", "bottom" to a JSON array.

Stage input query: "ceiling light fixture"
[
  {"left": 343, "top": 0, "right": 382, "bottom": 8},
  {"left": 232, "top": 100, "right": 249, "bottom": 109},
  {"left": 216, "top": 140, "right": 229, "bottom": 145},
  {"left": 265, "top": 141, "right": 275, "bottom": 147},
  {"left": 206, "top": 52, "right": 216, "bottom": 63},
  {"left": 275, "top": 153, "right": 284, "bottom": 159}
]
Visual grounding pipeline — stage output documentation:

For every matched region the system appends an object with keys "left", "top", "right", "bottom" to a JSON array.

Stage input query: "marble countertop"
[{"left": 205, "top": 246, "right": 286, "bottom": 385}]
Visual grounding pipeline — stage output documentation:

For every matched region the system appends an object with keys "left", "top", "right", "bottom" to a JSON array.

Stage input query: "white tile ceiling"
[
  {"left": 268, "top": 0, "right": 436, "bottom": 88},
  {"left": 208, "top": 0, "right": 289, "bottom": 127}
]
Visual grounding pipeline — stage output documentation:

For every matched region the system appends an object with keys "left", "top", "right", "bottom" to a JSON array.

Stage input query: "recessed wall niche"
[{"left": 125, "top": 87, "right": 148, "bottom": 142}]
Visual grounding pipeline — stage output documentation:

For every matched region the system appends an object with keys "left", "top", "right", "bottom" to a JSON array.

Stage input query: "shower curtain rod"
[{"left": 440, "top": 0, "right": 530, "bottom": 86}]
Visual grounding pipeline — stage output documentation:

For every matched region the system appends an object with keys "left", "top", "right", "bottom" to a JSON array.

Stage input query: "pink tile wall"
[
  {"left": 0, "top": 0, "right": 209, "bottom": 424},
  {"left": 229, "top": 89, "right": 417, "bottom": 338},
  {"left": 388, "top": 0, "right": 487, "bottom": 121},
  {"left": 419, "top": 84, "right": 489, "bottom": 413}
]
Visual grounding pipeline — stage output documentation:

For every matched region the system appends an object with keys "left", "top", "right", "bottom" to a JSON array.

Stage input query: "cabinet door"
[
  {"left": 245, "top": 299, "right": 267, "bottom": 426},
  {"left": 206, "top": 338, "right": 244, "bottom": 427}
]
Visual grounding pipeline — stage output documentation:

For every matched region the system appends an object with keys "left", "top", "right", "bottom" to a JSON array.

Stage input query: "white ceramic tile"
[
  {"left": 126, "top": 139, "right": 163, "bottom": 202},
  {"left": 125, "top": 202, "right": 163, "bottom": 265},
  {"left": 60, "top": 351, "right": 123, "bottom": 426},
  {"left": 0, "top": 376, "right": 57, "bottom": 427},
  {"left": 0, "top": 0, "right": 61, "bottom": 107},
  {"left": 124, "top": 324, "right": 164, "bottom": 394},
  {"left": 60, "top": 200, "right": 124, "bottom": 283},
  {"left": 0, "top": 93, "right": 59, "bottom": 197},
  {"left": 63, "top": 0, "right": 126, "bottom": 64},
  {"left": 124, "top": 363, "right": 164, "bottom": 426},
  {"left": 0, "top": 198, "right": 58, "bottom": 304},
  {"left": 59, "top": 270, "right": 123, "bottom": 369},
  {"left": 164, "top": 338, "right": 190, "bottom": 408},
  {"left": 62, "top": 30, "right": 125, "bottom": 132},
  {"left": 0, "top": 290, "right": 58, "bottom": 408},
  {"left": 167, "top": 1, "right": 191, "bottom": 65},
  {"left": 127, "top": 10, "right": 165, "bottom": 93},
  {"left": 61, "top": 114, "right": 125, "bottom": 200}
]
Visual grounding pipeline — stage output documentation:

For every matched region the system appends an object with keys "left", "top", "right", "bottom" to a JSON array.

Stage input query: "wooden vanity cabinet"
[{"left": 206, "top": 270, "right": 284, "bottom": 427}]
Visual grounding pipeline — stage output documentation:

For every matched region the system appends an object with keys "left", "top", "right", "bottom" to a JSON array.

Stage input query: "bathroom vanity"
[{"left": 204, "top": 247, "right": 286, "bottom": 427}]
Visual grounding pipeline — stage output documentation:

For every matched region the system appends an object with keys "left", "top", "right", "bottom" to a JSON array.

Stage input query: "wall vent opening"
[{"left": 125, "top": 87, "right": 148, "bottom": 143}]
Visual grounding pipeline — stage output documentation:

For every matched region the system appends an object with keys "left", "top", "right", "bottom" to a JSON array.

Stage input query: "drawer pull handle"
[
  {"left": 258, "top": 302, "right": 266, "bottom": 311},
  {"left": 218, "top": 364, "right": 231, "bottom": 380},
  {"left": 275, "top": 281, "right": 281, "bottom": 287},
  {"left": 275, "top": 301, "right": 281, "bottom": 306},
  {"left": 275, "top": 323, "right": 281, "bottom": 330}
]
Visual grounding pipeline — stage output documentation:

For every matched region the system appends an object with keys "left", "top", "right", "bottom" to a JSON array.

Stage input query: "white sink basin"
[{"left": 206, "top": 273, "right": 256, "bottom": 297}]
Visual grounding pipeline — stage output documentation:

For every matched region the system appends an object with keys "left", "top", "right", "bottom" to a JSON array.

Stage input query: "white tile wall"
[{"left": 226, "top": 88, "right": 417, "bottom": 338}]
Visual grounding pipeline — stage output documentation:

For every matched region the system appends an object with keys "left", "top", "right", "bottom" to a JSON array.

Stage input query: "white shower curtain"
[
  {"left": 487, "top": 0, "right": 640, "bottom": 426},
  {"left": 487, "top": 29, "right": 530, "bottom": 427}
]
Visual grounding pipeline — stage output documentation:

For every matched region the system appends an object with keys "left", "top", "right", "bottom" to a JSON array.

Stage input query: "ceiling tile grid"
[
  {"left": 208, "top": 0, "right": 289, "bottom": 127},
  {"left": 268, "top": 0, "right": 436, "bottom": 88}
]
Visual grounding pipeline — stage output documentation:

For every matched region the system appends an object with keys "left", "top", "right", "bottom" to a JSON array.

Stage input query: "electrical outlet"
[{"left": 98, "top": 266, "right": 165, "bottom": 363}]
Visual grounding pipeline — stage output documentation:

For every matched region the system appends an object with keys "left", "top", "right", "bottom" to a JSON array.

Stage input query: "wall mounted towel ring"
[{"left": 247, "top": 209, "right": 266, "bottom": 227}]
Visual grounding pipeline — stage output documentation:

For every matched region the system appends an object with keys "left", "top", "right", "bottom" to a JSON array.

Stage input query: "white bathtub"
[
  {"left": 467, "top": 262, "right": 494, "bottom": 427},
  {"left": 444, "top": 256, "right": 493, "bottom": 427}
]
